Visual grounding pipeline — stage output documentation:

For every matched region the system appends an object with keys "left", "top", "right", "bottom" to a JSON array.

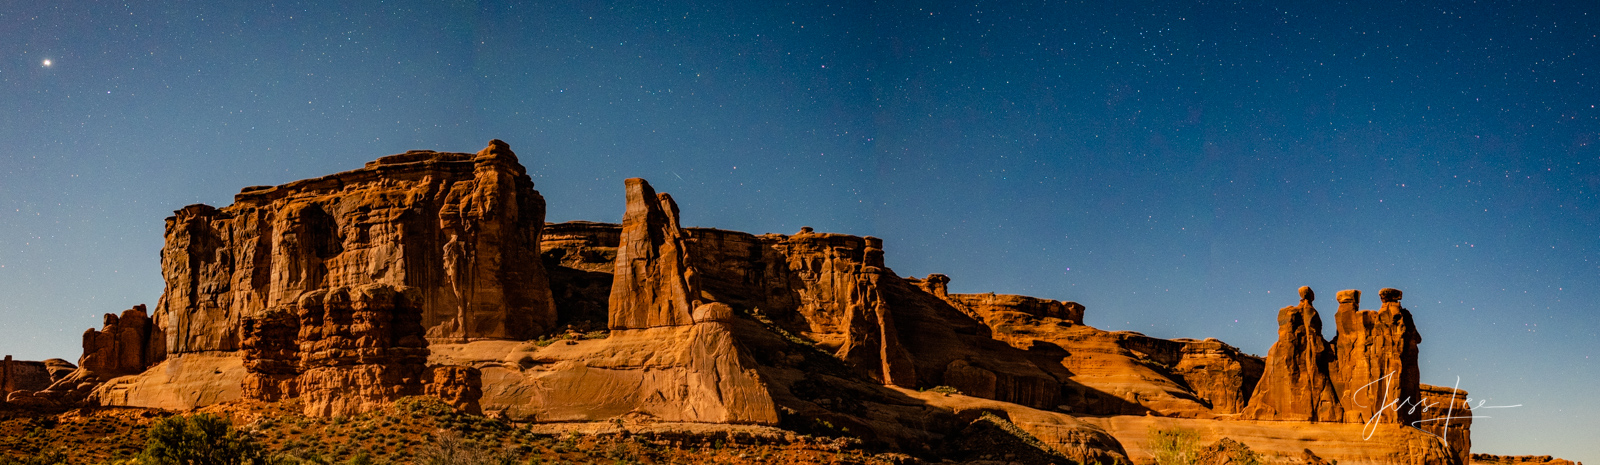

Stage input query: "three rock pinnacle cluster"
[{"left": 0, "top": 141, "right": 1491, "bottom": 465}]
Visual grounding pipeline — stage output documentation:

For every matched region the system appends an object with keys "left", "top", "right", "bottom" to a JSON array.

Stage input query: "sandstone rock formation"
[
  {"left": 155, "top": 140, "right": 557, "bottom": 356},
  {"left": 946, "top": 292, "right": 1085, "bottom": 325},
  {"left": 1420, "top": 383, "right": 1474, "bottom": 465},
  {"left": 1243, "top": 286, "right": 1433, "bottom": 432},
  {"left": 1242, "top": 286, "right": 1341, "bottom": 421},
  {"left": 14, "top": 140, "right": 1548, "bottom": 465},
  {"left": 1, "top": 356, "right": 72, "bottom": 400},
  {"left": 7, "top": 306, "right": 163, "bottom": 406},
  {"left": 1333, "top": 288, "right": 1422, "bottom": 426},
  {"left": 609, "top": 178, "right": 699, "bottom": 329},
  {"left": 1472, "top": 454, "right": 1585, "bottom": 465},
  {"left": 80, "top": 305, "right": 164, "bottom": 377},
  {"left": 239, "top": 283, "right": 434, "bottom": 416}
]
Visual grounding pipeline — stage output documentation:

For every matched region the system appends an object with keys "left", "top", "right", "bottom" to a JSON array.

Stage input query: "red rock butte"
[{"left": 0, "top": 140, "right": 1570, "bottom": 465}]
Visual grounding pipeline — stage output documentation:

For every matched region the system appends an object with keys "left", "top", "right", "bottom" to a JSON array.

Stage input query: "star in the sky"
[{"left": 41, "top": 59, "right": 51, "bottom": 67}]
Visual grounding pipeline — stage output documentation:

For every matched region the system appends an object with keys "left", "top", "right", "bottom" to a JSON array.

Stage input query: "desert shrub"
[
  {"left": 415, "top": 431, "right": 513, "bottom": 465},
  {"left": 0, "top": 449, "right": 68, "bottom": 465},
  {"left": 929, "top": 385, "right": 961, "bottom": 396},
  {"left": 1147, "top": 426, "right": 1200, "bottom": 465},
  {"left": 140, "top": 413, "right": 267, "bottom": 465}
]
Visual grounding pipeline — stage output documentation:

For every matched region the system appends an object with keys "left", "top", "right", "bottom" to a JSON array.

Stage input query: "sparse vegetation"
[
  {"left": 1147, "top": 426, "right": 1200, "bottom": 465},
  {"left": 140, "top": 413, "right": 265, "bottom": 465}
]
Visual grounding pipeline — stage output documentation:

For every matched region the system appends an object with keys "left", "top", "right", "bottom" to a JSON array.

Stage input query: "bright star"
[{"left": 41, "top": 59, "right": 51, "bottom": 67}]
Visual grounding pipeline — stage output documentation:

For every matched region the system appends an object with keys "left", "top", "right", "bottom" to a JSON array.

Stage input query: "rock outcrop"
[
  {"left": 80, "top": 305, "right": 164, "bottom": 377},
  {"left": 240, "top": 283, "right": 434, "bottom": 416},
  {"left": 1243, "top": 287, "right": 1429, "bottom": 430},
  {"left": 1333, "top": 288, "right": 1422, "bottom": 426},
  {"left": 608, "top": 178, "right": 699, "bottom": 329},
  {"left": 1472, "top": 455, "right": 1585, "bottom": 465},
  {"left": 7, "top": 306, "right": 162, "bottom": 406},
  {"left": 947, "top": 293, "right": 1085, "bottom": 325},
  {"left": 1420, "top": 383, "right": 1474, "bottom": 465},
  {"left": 12, "top": 139, "right": 1546, "bottom": 465},
  {"left": 155, "top": 140, "right": 557, "bottom": 355},
  {"left": 1, "top": 356, "right": 72, "bottom": 400},
  {"left": 1242, "top": 286, "right": 1341, "bottom": 421}
]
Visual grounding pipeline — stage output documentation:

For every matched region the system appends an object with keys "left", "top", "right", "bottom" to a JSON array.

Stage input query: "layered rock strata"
[
  {"left": 240, "top": 283, "right": 448, "bottom": 416},
  {"left": 154, "top": 140, "right": 557, "bottom": 355}
]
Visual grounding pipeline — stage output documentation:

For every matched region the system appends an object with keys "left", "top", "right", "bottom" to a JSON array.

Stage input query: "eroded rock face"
[
  {"left": 609, "top": 178, "right": 699, "bottom": 329},
  {"left": 1471, "top": 454, "right": 1584, "bottom": 465},
  {"left": 8, "top": 306, "right": 161, "bottom": 406},
  {"left": 1420, "top": 383, "right": 1473, "bottom": 465},
  {"left": 240, "top": 283, "right": 434, "bottom": 416},
  {"left": 1333, "top": 288, "right": 1422, "bottom": 426},
  {"left": 947, "top": 293, "right": 1085, "bottom": 325},
  {"left": 1, "top": 356, "right": 70, "bottom": 400},
  {"left": 1245, "top": 287, "right": 1430, "bottom": 433},
  {"left": 80, "top": 305, "right": 164, "bottom": 377},
  {"left": 1242, "top": 287, "right": 1342, "bottom": 421},
  {"left": 155, "top": 140, "right": 557, "bottom": 354}
]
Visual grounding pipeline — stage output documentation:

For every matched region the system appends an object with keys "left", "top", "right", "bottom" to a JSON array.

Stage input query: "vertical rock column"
[
  {"left": 606, "top": 178, "right": 778, "bottom": 424},
  {"left": 1333, "top": 288, "right": 1422, "bottom": 425},
  {"left": 433, "top": 140, "right": 558, "bottom": 341},
  {"left": 608, "top": 178, "right": 699, "bottom": 329},
  {"left": 1242, "top": 287, "right": 1342, "bottom": 421}
]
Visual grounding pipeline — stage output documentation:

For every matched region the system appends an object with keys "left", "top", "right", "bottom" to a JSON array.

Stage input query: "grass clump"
[{"left": 1147, "top": 426, "right": 1200, "bottom": 465}]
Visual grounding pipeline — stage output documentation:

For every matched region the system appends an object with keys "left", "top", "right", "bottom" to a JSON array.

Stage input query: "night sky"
[{"left": 3, "top": 0, "right": 1596, "bottom": 460}]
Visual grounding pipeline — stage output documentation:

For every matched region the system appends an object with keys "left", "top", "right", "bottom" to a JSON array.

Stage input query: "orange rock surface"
[
  {"left": 154, "top": 140, "right": 557, "bottom": 354},
  {"left": 14, "top": 141, "right": 1569, "bottom": 465}
]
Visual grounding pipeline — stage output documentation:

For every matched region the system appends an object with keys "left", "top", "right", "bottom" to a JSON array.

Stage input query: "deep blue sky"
[{"left": 3, "top": 0, "right": 1595, "bottom": 460}]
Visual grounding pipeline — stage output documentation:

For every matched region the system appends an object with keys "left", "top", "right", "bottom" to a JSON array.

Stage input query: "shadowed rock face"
[
  {"left": 155, "top": 140, "right": 557, "bottom": 353},
  {"left": 1, "top": 356, "right": 74, "bottom": 400},
  {"left": 1420, "top": 383, "right": 1473, "bottom": 465}
]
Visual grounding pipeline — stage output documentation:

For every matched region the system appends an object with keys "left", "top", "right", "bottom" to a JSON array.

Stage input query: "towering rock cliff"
[{"left": 154, "top": 140, "right": 557, "bottom": 354}]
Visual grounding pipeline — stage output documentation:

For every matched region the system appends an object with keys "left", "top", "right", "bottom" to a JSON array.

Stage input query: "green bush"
[
  {"left": 140, "top": 413, "right": 267, "bottom": 465},
  {"left": 1147, "top": 426, "right": 1200, "bottom": 465}
]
